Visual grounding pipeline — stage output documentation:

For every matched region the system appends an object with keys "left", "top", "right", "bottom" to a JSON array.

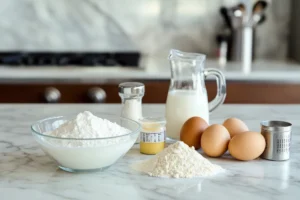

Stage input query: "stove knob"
[
  {"left": 87, "top": 87, "right": 106, "bottom": 103},
  {"left": 44, "top": 87, "right": 61, "bottom": 103}
]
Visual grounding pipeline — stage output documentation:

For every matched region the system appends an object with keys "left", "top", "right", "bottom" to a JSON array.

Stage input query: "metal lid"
[
  {"left": 118, "top": 82, "right": 145, "bottom": 96},
  {"left": 261, "top": 120, "right": 292, "bottom": 132}
]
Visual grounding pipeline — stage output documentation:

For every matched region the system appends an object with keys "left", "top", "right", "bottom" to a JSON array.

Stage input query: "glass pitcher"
[{"left": 165, "top": 49, "right": 226, "bottom": 140}]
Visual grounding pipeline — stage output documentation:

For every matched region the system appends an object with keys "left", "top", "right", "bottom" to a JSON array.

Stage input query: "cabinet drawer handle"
[
  {"left": 87, "top": 87, "right": 106, "bottom": 103},
  {"left": 44, "top": 87, "right": 61, "bottom": 103}
]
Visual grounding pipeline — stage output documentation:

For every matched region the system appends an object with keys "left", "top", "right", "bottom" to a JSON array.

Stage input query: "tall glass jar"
[{"left": 118, "top": 82, "right": 145, "bottom": 143}]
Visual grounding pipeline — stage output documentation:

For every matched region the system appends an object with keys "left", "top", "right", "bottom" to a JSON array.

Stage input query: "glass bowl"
[{"left": 31, "top": 115, "right": 141, "bottom": 172}]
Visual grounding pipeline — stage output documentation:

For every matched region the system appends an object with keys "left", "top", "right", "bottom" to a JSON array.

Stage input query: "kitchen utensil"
[
  {"left": 165, "top": 49, "right": 226, "bottom": 140},
  {"left": 251, "top": 13, "right": 267, "bottom": 26},
  {"left": 257, "top": 14, "right": 266, "bottom": 25},
  {"left": 234, "top": 3, "right": 246, "bottom": 18},
  {"left": 228, "top": 3, "right": 246, "bottom": 29},
  {"left": 250, "top": 0, "right": 268, "bottom": 26},
  {"left": 220, "top": 7, "right": 232, "bottom": 29},
  {"left": 260, "top": 120, "right": 292, "bottom": 161},
  {"left": 216, "top": 29, "right": 231, "bottom": 67},
  {"left": 253, "top": 0, "right": 268, "bottom": 12},
  {"left": 31, "top": 115, "right": 141, "bottom": 172}
]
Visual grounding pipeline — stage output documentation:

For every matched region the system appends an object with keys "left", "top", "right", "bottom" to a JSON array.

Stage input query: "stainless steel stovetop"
[{"left": 0, "top": 52, "right": 140, "bottom": 67}]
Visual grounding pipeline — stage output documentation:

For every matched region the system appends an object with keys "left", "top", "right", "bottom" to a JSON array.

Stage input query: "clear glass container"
[
  {"left": 165, "top": 49, "right": 227, "bottom": 140},
  {"left": 119, "top": 82, "right": 145, "bottom": 143},
  {"left": 139, "top": 117, "right": 166, "bottom": 155},
  {"left": 31, "top": 115, "right": 140, "bottom": 172}
]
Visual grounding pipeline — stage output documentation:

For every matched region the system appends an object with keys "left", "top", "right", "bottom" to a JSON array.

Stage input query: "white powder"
[
  {"left": 49, "top": 111, "right": 130, "bottom": 138},
  {"left": 132, "top": 141, "right": 224, "bottom": 178},
  {"left": 38, "top": 111, "right": 136, "bottom": 170},
  {"left": 121, "top": 99, "right": 142, "bottom": 122},
  {"left": 121, "top": 99, "right": 142, "bottom": 143},
  {"left": 44, "top": 111, "right": 131, "bottom": 147}
]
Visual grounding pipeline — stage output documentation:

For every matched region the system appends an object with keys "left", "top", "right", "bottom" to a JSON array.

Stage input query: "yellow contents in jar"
[{"left": 140, "top": 119, "right": 165, "bottom": 155}]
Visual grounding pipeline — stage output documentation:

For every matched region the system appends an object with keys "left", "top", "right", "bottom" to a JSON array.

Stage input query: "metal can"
[{"left": 260, "top": 120, "right": 292, "bottom": 161}]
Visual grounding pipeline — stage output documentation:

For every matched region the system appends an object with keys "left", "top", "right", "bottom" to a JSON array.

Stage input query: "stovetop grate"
[{"left": 0, "top": 52, "right": 141, "bottom": 67}]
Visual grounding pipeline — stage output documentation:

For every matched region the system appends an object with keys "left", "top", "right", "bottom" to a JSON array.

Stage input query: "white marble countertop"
[
  {"left": 0, "top": 104, "right": 299, "bottom": 200},
  {"left": 0, "top": 59, "right": 300, "bottom": 83}
]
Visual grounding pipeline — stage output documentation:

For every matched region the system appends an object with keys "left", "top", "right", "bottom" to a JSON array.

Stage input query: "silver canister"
[{"left": 260, "top": 120, "right": 292, "bottom": 161}]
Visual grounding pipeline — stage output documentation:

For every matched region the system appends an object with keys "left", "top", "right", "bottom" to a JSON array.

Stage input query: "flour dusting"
[{"left": 132, "top": 141, "right": 224, "bottom": 178}]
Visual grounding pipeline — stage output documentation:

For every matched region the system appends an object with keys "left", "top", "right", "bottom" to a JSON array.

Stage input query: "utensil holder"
[{"left": 228, "top": 27, "right": 255, "bottom": 62}]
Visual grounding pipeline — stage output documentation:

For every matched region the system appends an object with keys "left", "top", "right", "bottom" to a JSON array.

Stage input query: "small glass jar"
[
  {"left": 139, "top": 117, "right": 166, "bottom": 155},
  {"left": 118, "top": 82, "right": 145, "bottom": 143}
]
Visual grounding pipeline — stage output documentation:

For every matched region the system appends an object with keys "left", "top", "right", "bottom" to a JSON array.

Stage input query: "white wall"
[{"left": 0, "top": 0, "right": 291, "bottom": 60}]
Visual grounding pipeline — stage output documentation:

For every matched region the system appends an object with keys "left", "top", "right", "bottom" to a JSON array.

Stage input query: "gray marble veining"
[
  {"left": 0, "top": 0, "right": 291, "bottom": 60},
  {"left": 0, "top": 104, "right": 300, "bottom": 200}
]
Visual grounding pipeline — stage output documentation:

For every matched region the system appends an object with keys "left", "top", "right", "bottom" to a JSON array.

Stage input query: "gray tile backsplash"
[{"left": 0, "top": 0, "right": 291, "bottom": 60}]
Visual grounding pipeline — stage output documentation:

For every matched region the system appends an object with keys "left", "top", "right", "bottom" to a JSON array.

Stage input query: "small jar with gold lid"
[{"left": 139, "top": 117, "right": 166, "bottom": 155}]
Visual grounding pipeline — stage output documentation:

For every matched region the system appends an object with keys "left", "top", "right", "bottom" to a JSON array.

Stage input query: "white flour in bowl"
[
  {"left": 35, "top": 111, "right": 136, "bottom": 170},
  {"left": 44, "top": 111, "right": 131, "bottom": 147},
  {"left": 48, "top": 111, "right": 130, "bottom": 139},
  {"left": 132, "top": 141, "right": 224, "bottom": 178}
]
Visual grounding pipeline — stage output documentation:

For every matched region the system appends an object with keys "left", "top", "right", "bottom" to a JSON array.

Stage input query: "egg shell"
[
  {"left": 180, "top": 117, "right": 208, "bottom": 150},
  {"left": 223, "top": 118, "right": 249, "bottom": 138},
  {"left": 201, "top": 124, "right": 230, "bottom": 157},
  {"left": 229, "top": 131, "right": 266, "bottom": 161}
]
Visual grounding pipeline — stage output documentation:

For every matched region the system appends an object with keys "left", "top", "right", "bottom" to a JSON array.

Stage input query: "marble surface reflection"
[{"left": 0, "top": 104, "right": 299, "bottom": 200}]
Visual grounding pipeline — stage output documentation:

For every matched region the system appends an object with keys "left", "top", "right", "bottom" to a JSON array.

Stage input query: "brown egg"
[
  {"left": 180, "top": 117, "right": 208, "bottom": 150},
  {"left": 223, "top": 118, "right": 249, "bottom": 138},
  {"left": 229, "top": 131, "right": 266, "bottom": 161},
  {"left": 201, "top": 124, "right": 230, "bottom": 157}
]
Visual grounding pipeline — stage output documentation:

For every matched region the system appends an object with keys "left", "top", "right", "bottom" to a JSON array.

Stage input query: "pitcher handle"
[{"left": 204, "top": 68, "right": 226, "bottom": 112}]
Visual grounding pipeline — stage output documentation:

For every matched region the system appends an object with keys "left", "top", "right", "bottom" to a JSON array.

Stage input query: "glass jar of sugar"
[{"left": 118, "top": 82, "right": 145, "bottom": 143}]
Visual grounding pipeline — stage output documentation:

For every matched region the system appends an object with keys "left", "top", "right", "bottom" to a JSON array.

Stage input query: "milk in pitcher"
[
  {"left": 165, "top": 90, "right": 209, "bottom": 140},
  {"left": 165, "top": 49, "right": 226, "bottom": 140}
]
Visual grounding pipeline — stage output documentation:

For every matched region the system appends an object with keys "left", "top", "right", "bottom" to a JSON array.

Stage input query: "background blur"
[
  {"left": 0, "top": 0, "right": 300, "bottom": 104},
  {"left": 0, "top": 0, "right": 292, "bottom": 60}
]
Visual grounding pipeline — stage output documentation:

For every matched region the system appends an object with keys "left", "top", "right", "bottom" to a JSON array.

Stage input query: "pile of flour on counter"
[
  {"left": 132, "top": 141, "right": 224, "bottom": 178},
  {"left": 45, "top": 111, "right": 130, "bottom": 147}
]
